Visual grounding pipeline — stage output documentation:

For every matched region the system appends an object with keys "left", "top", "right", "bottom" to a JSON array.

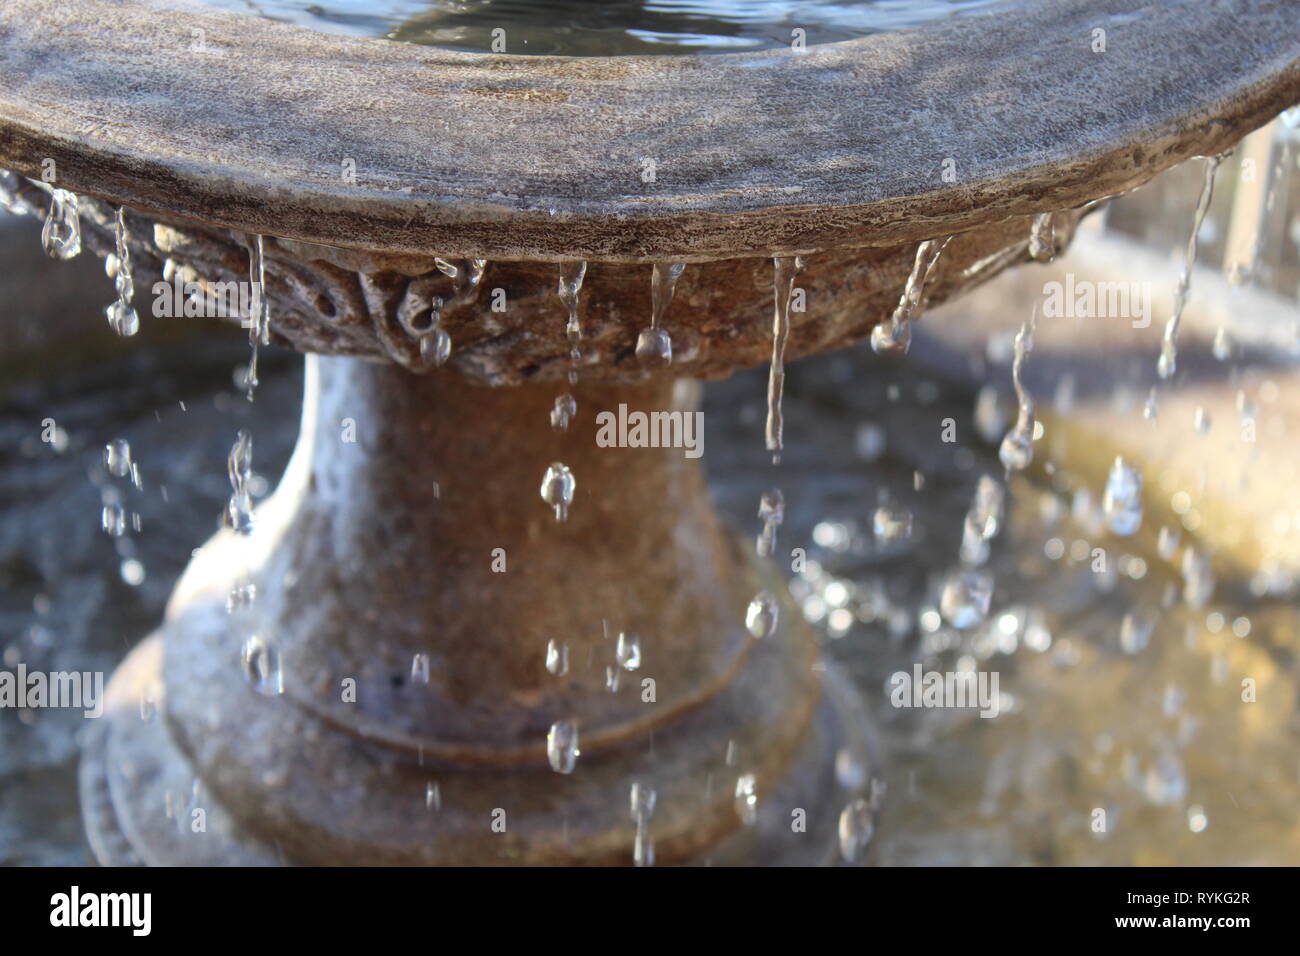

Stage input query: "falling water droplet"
[
  {"left": 550, "top": 393, "right": 576, "bottom": 432},
  {"left": 540, "top": 462, "right": 575, "bottom": 522},
  {"left": 630, "top": 781, "right": 657, "bottom": 867},
  {"left": 635, "top": 328, "right": 673, "bottom": 369},
  {"left": 1181, "top": 547, "right": 1215, "bottom": 609},
  {"left": 1193, "top": 407, "right": 1211, "bottom": 434},
  {"left": 870, "top": 237, "right": 951, "bottom": 356},
  {"left": 940, "top": 570, "right": 993, "bottom": 628},
  {"left": 1157, "top": 526, "right": 1180, "bottom": 562},
  {"left": 765, "top": 256, "right": 804, "bottom": 464},
  {"left": 615, "top": 632, "right": 642, "bottom": 671},
  {"left": 546, "top": 719, "right": 580, "bottom": 774},
  {"left": 734, "top": 773, "right": 759, "bottom": 826},
  {"left": 636, "top": 261, "right": 684, "bottom": 369},
  {"left": 419, "top": 326, "right": 452, "bottom": 367},
  {"left": 1102, "top": 457, "right": 1143, "bottom": 536},
  {"left": 872, "top": 502, "right": 913, "bottom": 546},
  {"left": 104, "top": 438, "right": 132, "bottom": 477},
  {"left": 1158, "top": 154, "right": 1223, "bottom": 380},
  {"left": 240, "top": 636, "right": 284, "bottom": 696},
  {"left": 1212, "top": 327, "right": 1232, "bottom": 361},
  {"left": 1119, "top": 609, "right": 1155, "bottom": 654},
  {"left": 101, "top": 502, "right": 126, "bottom": 537},
  {"left": 41, "top": 188, "right": 81, "bottom": 260},
  {"left": 755, "top": 488, "right": 785, "bottom": 557},
  {"left": 745, "top": 591, "right": 779, "bottom": 639},
  {"left": 837, "top": 797, "right": 875, "bottom": 863},
  {"left": 411, "top": 653, "right": 431, "bottom": 685},
  {"left": 224, "top": 430, "right": 256, "bottom": 535},
  {"left": 545, "top": 639, "right": 569, "bottom": 676},
  {"left": 425, "top": 781, "right": 442, "bottom": 811}
]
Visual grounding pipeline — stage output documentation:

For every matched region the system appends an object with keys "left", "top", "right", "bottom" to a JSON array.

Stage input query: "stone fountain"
[{"left": 0, "top": 0, "right": 1296, "bottom": 865}]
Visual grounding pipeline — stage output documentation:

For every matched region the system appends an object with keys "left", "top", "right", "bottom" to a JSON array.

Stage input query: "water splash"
[
  {"left": 40, "top": 188, "right": 81, "bottom": 260},
  {"left": 765, "top": 256, "right": 804, "bottom": 464},
  {"left": 636, "top": 261, "right": 684, "bottom": 369},
  {"left": 1158, "top": 154, "right": 1224, "bottom": 380},
  {"left": 104, "top": 207, "right": 139, "bottom": 336},
  {"left": 870, "top": 237, "right": 951, "bottom": 356}
]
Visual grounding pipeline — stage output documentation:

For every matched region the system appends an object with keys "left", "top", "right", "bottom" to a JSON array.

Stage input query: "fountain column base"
[{"left": 80, "top": 355, "right": 879, "bottom": 865}]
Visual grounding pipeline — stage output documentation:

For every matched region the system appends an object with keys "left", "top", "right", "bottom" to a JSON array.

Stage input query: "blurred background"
[{"left": 2, "top": 112, "right": 1299, "bottom": 866}]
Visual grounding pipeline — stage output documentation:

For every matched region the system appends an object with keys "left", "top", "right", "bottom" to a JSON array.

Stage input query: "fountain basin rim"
[{"left": 0, "top": 0, "right": 1297, "bottom": 261}]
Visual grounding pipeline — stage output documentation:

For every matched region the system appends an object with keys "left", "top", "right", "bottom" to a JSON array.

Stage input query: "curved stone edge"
[{"left": 0, "top": 0, "right": 1296, "bottom": 260}]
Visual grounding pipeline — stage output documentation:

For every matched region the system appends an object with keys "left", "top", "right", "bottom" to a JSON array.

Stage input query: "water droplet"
[
  {"left": 425, "top": 781, "right": 442, "bottom": 811},
  {"left": 755, "top": 488, "right": 785, "bottom": 557},
  {"left": 1212, "top": 327, "right": 1232, "bottom": 361},
  {"left": 870, "top": 237, "right": 950, "bottom": 357},
  {"left": 41, "top": 188, "right": 81, "bottom": 259},
  {"left": 1102, "top": 457, "right": 1143, "bottom": 536},
  {"left": 745, "top": 591, "right": 779, "bottom": 639},
  {"left": 615, "top": 632, "right": 642, "bottom": 671},
  {"left": 1156, "top": 526, "right": 1180, "bottom": 561},
  {"left": 872, "top": 503, "right": 913, "bottom": 546},
  {"left": 1119, "top": 609, "right": 1155, "bottom": 654},
  {"left": 226, "top": 582, "right": 256, "bottom": 613},
  {"left": 940, "top": 570, "right": 993, "bottom": 629},
  {"left": 550, "top": 393, "right": 576, "bottom": 432},
  {"left": 1193, "top": 406, "right": 1211, "bottom": 434},
  {"left": 545, "top": 639, "right": 569, "bottom": 676},
  {"left": 1028, "top": 210, "right": 1069, "bottom": 263},
  {"left": 837, "top": 797, "right": 875, "bottom": 863},
  {"left": 101, "top": 502, "right": 126, "bottom": 537},
  {"left": 630, "top": 782, "right": 657, "bottom": 868},
  {"left": 104, "top": 438, "right": 132, "bottom": 477},
  {"left": 240, "top": 636, "right": 283, "bottom": 696},
  {"left": 411, "top": 653, "right": 431, "bottom": 685},
  {"left": 546, "top": 719, "right": 580, "bottom": 774},
  {"left": 1181, "top": 547, "right": 1215, "bottom": 609},
  {"left": 635, "top": 327, "right": 673, "bottom": 369},
  {"left": 734, "top": 773, "right": 759, "bottom": 826},
  {"left": 419, "top": 327, "right": 452, "bottom": 367},
  {"left": 540, "top": 462, "right": 575, "bottom": 521}
]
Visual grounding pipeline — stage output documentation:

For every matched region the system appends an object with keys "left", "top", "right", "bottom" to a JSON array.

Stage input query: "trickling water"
[
  {"left": 40, "top": 188, "right": 81, "bottom": 260},
  {"left": 870, "top": 237, "right": 951, "bottom": 357},
  {"left": 104, "top": 207, "right": 139, "bottom": 337},
  {"left": 245, "top": 236, "right": 271, "bottom": 402},
  {"left": 539, "top": 462, "right": 576, "bottom": 522},
  {"left": 998, "top": 314, "right": 1037, "bottom": 473},
  {"left": 765, "top": 256, "right": 804, "bottom": 464},
  {"left": 546, "top": 718, "right": 580, "bottom": 774},
  {"left": 1028, "top": 210, "right": 1070, "bottom": 263},
  {"left": 558, "top": 261, "right": 588, "bottom": 391},
  {"left": 1157, "top": 154, "right": 1224, "bottom": 380},
  {"left": 636, "top": 261, "right": 684, "bottom": 370},
  {"left": 1102, "top": 457, "right": 1143, "bottom": 536},
  {"left": 223, "top": 430, "right": 256, "bottom": 536}
]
